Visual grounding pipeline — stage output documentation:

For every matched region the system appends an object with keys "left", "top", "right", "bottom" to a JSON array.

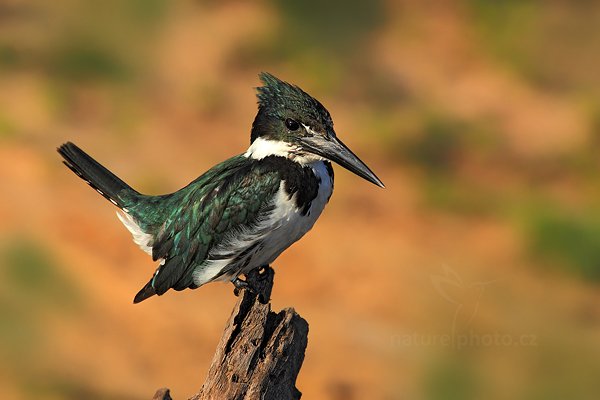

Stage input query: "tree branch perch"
[{"left": 152, "top": 266, "right": 309, "bottom": 400}]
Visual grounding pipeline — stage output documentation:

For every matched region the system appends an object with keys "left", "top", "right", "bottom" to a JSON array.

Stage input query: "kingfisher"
[{"left": 58, "top": 73, "right": 384, "bottom": 303}]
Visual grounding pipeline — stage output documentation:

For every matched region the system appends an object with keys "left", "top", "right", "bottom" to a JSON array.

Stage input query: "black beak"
[{"left": 300, "top": 133, "right": 385, "bottom": 188}]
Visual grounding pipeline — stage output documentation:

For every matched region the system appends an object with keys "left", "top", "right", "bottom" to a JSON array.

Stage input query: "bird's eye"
[{"left": 285, "top": 118, "right": 300, "bottom": 131}]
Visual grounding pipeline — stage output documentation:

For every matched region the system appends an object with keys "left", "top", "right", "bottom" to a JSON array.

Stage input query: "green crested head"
[
  {"left": 248, "top": 72, "right": 385, "bottom": 188},
  {"left": 251, "top": 72, "right": 333, "bottom": 144}
]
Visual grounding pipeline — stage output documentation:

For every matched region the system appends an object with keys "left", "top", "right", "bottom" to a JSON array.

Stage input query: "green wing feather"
[{"left": 125, "top": 155, "right": 282, "bottom": 302}]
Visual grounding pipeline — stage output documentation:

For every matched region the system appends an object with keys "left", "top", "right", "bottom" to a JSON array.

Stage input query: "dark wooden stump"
[{"left": 152, "top": 266, "right": 309, "bottom": 400}]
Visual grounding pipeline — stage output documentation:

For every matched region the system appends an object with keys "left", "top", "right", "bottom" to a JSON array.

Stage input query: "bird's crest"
[{"left": 256, "top": 72, "right": 331, "bottom": 124}]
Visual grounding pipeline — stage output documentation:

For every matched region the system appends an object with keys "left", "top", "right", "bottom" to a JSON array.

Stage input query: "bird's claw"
[
  {"left": 232, "top": 275, "right": 269, "bottom": 303},
  {"left": 232, "top": 277, "right": 254, "bottom": 297},
  {"left": 232, "top": 265, "right": 272, "bottom": 302}
]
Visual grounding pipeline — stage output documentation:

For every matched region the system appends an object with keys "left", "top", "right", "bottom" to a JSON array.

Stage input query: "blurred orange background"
[{"left": 1, "top": 1, "right": 600, "bottom": 399}]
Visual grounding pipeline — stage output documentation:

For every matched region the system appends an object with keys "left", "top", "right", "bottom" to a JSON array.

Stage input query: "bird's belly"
[
  {"left": 192, "top": 162, "right": 333, "bottom": 286},
  {"left": 248, "top": 207, "right": 321, "bottom": 268}
]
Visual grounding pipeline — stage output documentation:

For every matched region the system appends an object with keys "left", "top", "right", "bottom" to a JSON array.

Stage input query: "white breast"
[{"left": 192, "top": 161, "right": 333, "bottom": 286}]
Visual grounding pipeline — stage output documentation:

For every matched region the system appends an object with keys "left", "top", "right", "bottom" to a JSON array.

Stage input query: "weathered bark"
[{"left": 151, "top": 266, "right": 309, "bottom": 400}]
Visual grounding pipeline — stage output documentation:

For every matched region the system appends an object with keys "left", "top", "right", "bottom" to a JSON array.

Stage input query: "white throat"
[
  {"left": 244, "top": 137, "right": 324, "bottom": 165},
  {"left": 244, "top": 137, "right": 295, "bottom": 160}
]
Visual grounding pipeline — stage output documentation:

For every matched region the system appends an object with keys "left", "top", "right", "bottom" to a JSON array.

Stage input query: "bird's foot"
[
  {"left": 232, "top": 276, "right": 255, "bottom": 297},
  {"left": 231, "top": 266, "right": 271, "bottom": 303}
]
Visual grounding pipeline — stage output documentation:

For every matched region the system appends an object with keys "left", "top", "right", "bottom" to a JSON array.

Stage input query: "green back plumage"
[{"left": 123, "top": 155, "right": 283, "bottom": 297}]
